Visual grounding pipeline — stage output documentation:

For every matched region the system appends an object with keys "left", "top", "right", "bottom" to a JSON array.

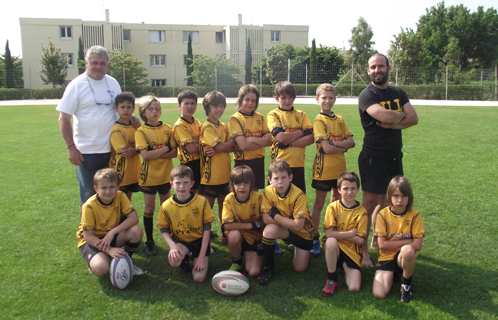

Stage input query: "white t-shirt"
[{"left": 56, "top": 73, "right": 121, "bottom": 154}]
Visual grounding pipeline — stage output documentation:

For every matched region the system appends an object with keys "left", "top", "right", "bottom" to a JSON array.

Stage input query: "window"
[
  {"left": 151, "top": 79, "right": 166, "bottom": 86},
  {"left": 183, "top": 54, "right": 198, "bottom": 66},
  {"left": 183, "top": 31, "right": 199, "bottom": 43},
  {"left": 61, "top": 53, "right": 74, "bottom": 67},
  {"left": 271, "top": 31, "right": 280, "bottom": 43},
  {"left": 123, "top": 29, "right": 131, "bottom": 42},
  {"left": 150, "top": 55, "right": 166, "bottom": 67},
  {"left": 215, "top": 32, "right": 224, "bottom": 43},
  {"left": 149, "top": 30, "right": 165, "bottom": 43},
  {"left": 60, "top": 26, "right": 72, "bottom": 39}
]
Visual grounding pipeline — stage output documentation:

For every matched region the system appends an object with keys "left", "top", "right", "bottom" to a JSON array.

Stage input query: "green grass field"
[{"left": 1, "top": 102, "right": 497, "bottom": 319}]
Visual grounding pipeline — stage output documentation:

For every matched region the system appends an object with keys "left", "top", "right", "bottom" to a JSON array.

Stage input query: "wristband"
[
  {"left": 328, "top": 140, "right": 335, "bottom": 146},
  {"left": 251, "top": 222, "right": 261, "bottom": 232}
]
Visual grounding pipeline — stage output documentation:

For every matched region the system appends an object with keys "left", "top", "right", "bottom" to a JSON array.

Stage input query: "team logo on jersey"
[
  {"left": 295, "top": 117, "right": 300, "bottom": 122},
  {"left": 173, "top": 214, "right": 179, "bottom": 218},
  {"left": 406, "top": 220, "right": 410, "bottom": 227},
  {"left": 257, "top": 119, "right": 261, "bottom": 125},
  {"left": 250, "top": 203, "right": 256, "bottom": 211},
  {"left": 192, "top": 208, "right": 199, "bottom": 217},
  {"left": 98, "top": 215, "right": 103, "bottom": 218}
]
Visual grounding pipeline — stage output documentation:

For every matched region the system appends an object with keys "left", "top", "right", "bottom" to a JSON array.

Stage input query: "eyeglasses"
[{"left": 87, "top": 76, "right": 113, "bottom": 106}]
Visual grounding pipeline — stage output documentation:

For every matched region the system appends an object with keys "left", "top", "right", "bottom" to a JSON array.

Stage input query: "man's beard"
[{"left": 370, "top": 71, "right": 389, "bottom": 85}]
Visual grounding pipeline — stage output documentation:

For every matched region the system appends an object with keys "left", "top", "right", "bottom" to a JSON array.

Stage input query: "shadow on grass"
[{"left": 371, "top": 255, "right": 498, "bottom": 319}]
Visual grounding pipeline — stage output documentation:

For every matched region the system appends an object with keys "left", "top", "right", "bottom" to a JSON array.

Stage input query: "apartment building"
[{"left": 20, "top": 13, "right": 308, "bottom": 88}]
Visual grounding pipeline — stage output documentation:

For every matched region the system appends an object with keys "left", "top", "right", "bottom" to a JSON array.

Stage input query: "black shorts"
[
  {"left": 337, "top": 248, "right": 361, "bottom": 271},
  {"left": 185, "top": 159, "right": 201, "bottom": 190},
  {"left": 120, "top": 183, "right": 139, "bottom": 194},
  {"left": 358, "top": 151, "right": 403, "bottom": 194},
  {"left": 376, "top": 252, "right": 402, "bottom": 274},
  {"left": 176, "top": 238, "right": 210, "bottom": 259},
  {"left": 290, "top": 167, "right": 306, "bottom": 193},
  {"left": 283, "top": 230, "right": 313, "bottom": 251},
  {"left": 311, "top": 179, "right": 338, "bottom": 192},
  {"left": 79, "top": 233, "right": 118, "bottom": 266},
  {"left": 199, "top": 183, "right": 229, "bottom": 198},
  {"left": 235, "top": 157, "right": 265, "bottom": 190},
  {"left": 139, "top": 183, "right": 172, "bottom": 195}
]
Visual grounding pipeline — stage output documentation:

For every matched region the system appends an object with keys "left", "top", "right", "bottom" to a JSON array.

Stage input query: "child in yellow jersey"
[
  {"left": 258, "top": 159, "right": 315, "bottom": 285},
  {"left": 135, "top": 95, "right": 177, "bottom": 256},
  {"left": 222, "top": 165, "right": 263, "bottom": 277},
  {"left": 109, "top": 92, "right": 141, "bottom": 200},
  {"left": 173, "top": 90, "right": 202, "bottom": 192},
  {"left": 372, "top": 176, "right": 425, "bottom": 303},
  {"left": 77, "top": 168, "right": 144, "bottom": 277},
  {"left": 229, "top": 84, "right": 272, "bottom": 191},
  {"left": 321, "top": 172, "right": 367, "bottom": 297},
  {"left": 158, "top": 165, "right": 214, "bottom": 282},
  {"left": 267, "top": 81, "right": 314, "bottom": 194},
  {"left": 310, "top": 84, "right": 355, "bottom": 257},
  {"left": 199, "top": 91, "right": 236, "bottom": 243}
]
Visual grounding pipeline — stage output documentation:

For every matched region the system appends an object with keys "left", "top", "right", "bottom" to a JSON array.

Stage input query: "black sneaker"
[
  {"left": 210, "top": 230, "right": 218, "bottom": 238},
  {"left": 144, "top": 240, "right": 157, "bottom": 256},
  {"left": 258, "top": 267, "right": 274, "bottom": 285},
  {"left": 179, "top": 257, "right": 190, "bottom": 275},
  {"left": 400, "top": 284, "right": 412, "bottom": 303}
]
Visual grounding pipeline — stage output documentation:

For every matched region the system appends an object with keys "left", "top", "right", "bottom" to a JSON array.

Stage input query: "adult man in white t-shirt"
[{"left": 57, "top": 46, "right": 122, "bottom": 208}]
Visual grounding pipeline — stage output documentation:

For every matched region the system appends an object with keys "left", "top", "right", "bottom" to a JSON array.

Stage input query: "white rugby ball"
[
  {"left": 109, "top": 255, "right": 133, "bottom": 290},
  {"left": 212, "top": 270, "right": 250, "bottom": 296}
]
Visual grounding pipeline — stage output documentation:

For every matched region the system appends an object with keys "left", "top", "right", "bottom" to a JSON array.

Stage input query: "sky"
[{"left": 2, "top": 0, "right": 496, "bottom": 58}]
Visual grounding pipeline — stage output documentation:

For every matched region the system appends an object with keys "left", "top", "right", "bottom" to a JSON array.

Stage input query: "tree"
[
  {"left": 348, "top": 17, "right": 375, "bottom": 73},
  {"left": 4, "top": 40, "right": 14, "bottom": 88},
  {"left": 404, "top": 2, "right": 498, "bottom": 69},
  {"left": 77, "top": 36, "right": 85, "bottom": 74},
  {"left": 245, "top": 38, "right": 252, "bottom": 84},
  {"left": 265, "top": 45, "right": 289, "bottom": 84},
  {"left": 38, "top": 38, "right": 68, "bottom": 87},
  {"left": 107, "top": 50, "right": 148, "bottom": 88},
  {"left": 189, "top": 54, "right": 241, "bottom": 87},
  {"left": 186, "top": 33, "right": 193, "bottom": 86},
  {"left": 310, "top": 39, "right": 317, "bottom": 83}
]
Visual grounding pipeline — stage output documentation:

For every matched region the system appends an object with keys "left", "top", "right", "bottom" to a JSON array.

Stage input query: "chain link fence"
[{"left": 2, "top": 64, "right": 497, "bottom": 101}]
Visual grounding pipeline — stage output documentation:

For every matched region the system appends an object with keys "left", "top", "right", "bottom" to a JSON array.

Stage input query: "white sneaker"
[
  {"left": 210, "top": 246, "right": 215, "bottom": 254},
  {"left": 133, "top": 265, "right": 144, "bottom": 276}
]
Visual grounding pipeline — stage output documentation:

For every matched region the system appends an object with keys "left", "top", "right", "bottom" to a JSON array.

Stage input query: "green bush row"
[{"left": 0, "top": 84, "right": 496, "bottom": 101}]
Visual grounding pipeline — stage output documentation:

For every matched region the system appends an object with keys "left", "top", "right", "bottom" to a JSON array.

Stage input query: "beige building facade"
[{"left": 20, "top": 14, "right": 308, "bottom": 88}]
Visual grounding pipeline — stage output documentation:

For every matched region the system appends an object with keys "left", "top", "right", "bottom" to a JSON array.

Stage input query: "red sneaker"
[{"left": 321, "top": 279, "right": 338, "bottom": 297}]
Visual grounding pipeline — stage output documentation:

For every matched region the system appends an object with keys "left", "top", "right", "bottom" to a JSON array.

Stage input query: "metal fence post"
[
  {"left": 351, "top": 64, "right": 354, "bottom": 97},
  {"left": 306, "top": 64, "right": 308, "bottom": 96},
  {"left": 260, "top": 64, "right": 262, "bottom": 95},
  {"left": 287, "top": 59, "right": 290, "bottom": 82},
  {"left": 29, "top": 66, "right": 33, "bottom": 99},
  {"left": 215, "top": 64, "right": 218, "bottom": 92},
  {"left": 446, "top": 66, "right": 448, "bottom": 100},
  {"left": 122, "top": 65, "right": 126, "bottom": 91}
]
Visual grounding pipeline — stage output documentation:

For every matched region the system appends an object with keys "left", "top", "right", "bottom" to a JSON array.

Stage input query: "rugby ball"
[
  {"left": 212, "top": 270, "right": 250, "bottom": 296},
  {"left": 109, "top": 255, "right": 133, "bottom": 290}
]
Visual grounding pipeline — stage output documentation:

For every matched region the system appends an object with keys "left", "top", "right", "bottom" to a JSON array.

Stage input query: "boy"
[
  {"left": 135, "top": 95, "right": 177, "bottom": 256},
  {"left": 76, "top": 168, "right": 144, "bottom": 277},
  {"left": 222, "top": 165, "right": 263, "bottom": 277},
  {"left": 321, "top": 172, "right": 367, "bottom": 297},
  {"left": 199, "top": 91, "right": 236, "bottom": 243},
  {"left": 372, "top": 176, "right": 425, "bottom": 303},
  {"left": 158, "top": 165, "right": 214, "bottom": 282},
  {"left": 173, "top": 90, "right": 202, "bottom": 193},
  {"left": 109, "top": 92, "right": 141, "bottom": 200},
  {"left": 267, "top": 81, "right": 314, "bottom": 194},
  {"left": 259, "top": 159, "right": 315, "bottom": 285},
  {"left": 310, "top": 84, "right": 355, "bottom": 257}
]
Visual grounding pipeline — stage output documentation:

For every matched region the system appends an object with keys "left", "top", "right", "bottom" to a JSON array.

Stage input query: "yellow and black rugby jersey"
[
  {"left": 109, "top": 122, "right": 140, "bottom": 187},
  {"left": 322, "top": 200, "right": 368, "bottom": 268},
  {"left": 267, "top": 107, "right": 312, "bottom": 167},
  {"left": 76, "top": 191, "right": 135, "bottom": 247},
  {"left": 200, "top": 120, "right": 231, "bottom": 185},
  {"left": 135, "top": 122, "right": 175, "bottom": 187},
  {"left": 312, "top": 113, "right": 353, "bottom": 181},
  {"left": 222, "top": 191, "right": 262, "bottom": 245},
  {"left": 374, "top": 207, "right": 426, "bottom": 262},
  {"left": 261, "top": 184, "right": 315, "bottom": 240},
  {"left": 228, "top": 111, "right": 269, "bottom": 161},
  {"left": 157, "top": 194, "right": 214, "bottom": 243},
  {"left": 173, "top": 117, "right": 201, "bottom": 164}
]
